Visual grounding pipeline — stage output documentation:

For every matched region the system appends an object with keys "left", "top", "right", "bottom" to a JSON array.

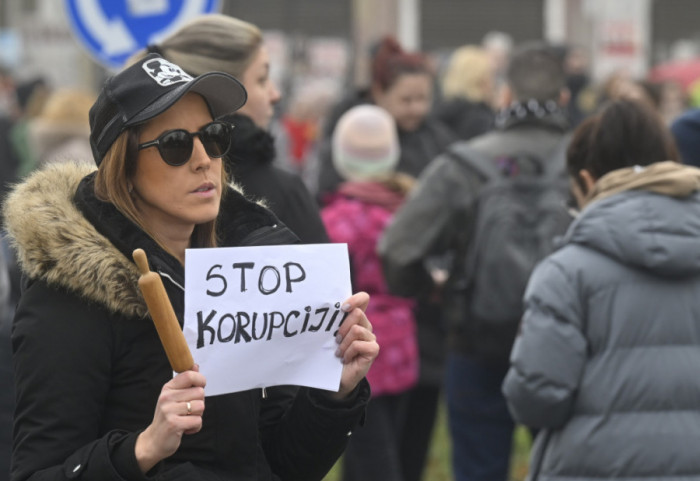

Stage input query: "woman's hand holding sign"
[
  {"left": 333, "top": 292, "right": 379, "bottom": 399},
  {"left": 135, "top": 366, "right": 207, "bottom": 473}
]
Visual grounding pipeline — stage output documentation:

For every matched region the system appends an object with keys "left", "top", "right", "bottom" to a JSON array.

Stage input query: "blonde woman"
[
  {"left": 130, "top": 14, "right": 329, "bottom": 245},
  {"left": 434, "top": 45, "right": 496, "bottom": 140}
]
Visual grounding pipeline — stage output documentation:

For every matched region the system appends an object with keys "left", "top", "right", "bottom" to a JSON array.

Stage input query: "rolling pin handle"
[{"left": 133, "top": 248, "right": 150, "bottom": 275}]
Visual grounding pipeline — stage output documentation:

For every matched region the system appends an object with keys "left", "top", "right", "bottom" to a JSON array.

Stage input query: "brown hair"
[
  {"left": 371, "top": 36, "right": 430, "bottom": 92},
  {"left": 567, "top": 99, "right": 680, "bottom": 191},
  {"left": 506, "top": 43, "right": 565, "bottom": 102},
  {"left": 93, "top": 129, "right": 223, "bottom": 255}
]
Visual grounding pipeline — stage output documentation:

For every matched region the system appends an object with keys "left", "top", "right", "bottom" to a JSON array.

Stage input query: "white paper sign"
[{"left": 183, "top": 244, "right": 351, "bottom": 396}]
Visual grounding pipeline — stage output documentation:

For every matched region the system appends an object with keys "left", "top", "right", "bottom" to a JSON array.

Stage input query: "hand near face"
[{"left": 332, "top": 292, "right": 380, "bottom": 399}]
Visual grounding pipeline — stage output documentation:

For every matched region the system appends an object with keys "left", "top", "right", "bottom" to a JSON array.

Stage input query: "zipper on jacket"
[
  {"left": 529, "top": 429, "right": 550, "bottom": 481},
  {"left": 262, "top": 387, "right": 267, "bottom": 399},
  {"left": 158, "top": 270, "right": 185, "bottom": 292}
]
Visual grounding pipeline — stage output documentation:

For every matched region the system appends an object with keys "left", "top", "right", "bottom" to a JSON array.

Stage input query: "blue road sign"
[{"left": 64, "top": 0, "right": 220, "bottom": 69}]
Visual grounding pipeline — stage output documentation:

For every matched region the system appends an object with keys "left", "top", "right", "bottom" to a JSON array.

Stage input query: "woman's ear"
[
  {"left": 570, "top": 169, "right": 596, "bottom": 210},
  {"left": 578, "top": 168, "right": 596, "bottom": 194}
]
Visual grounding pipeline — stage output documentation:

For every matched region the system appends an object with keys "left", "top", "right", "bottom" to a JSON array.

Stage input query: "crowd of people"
[{"left": 2, "top": 12, "right": 700, "bottom": 481}]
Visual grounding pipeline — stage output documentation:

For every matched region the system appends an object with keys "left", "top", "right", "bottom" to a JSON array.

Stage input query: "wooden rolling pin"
[{"left": 133, "top": 248, "right": 194, "bottom": 373}]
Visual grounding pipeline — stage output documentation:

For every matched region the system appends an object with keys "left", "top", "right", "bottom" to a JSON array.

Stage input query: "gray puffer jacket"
[{"left": 503, "top": 162, "right": 700, "bottom": 480}]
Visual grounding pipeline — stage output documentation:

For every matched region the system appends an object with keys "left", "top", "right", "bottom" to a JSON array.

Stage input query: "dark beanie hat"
[
  {"left": 89, "top": 53, "right": 247, "bottom": 165},
  {"left": 671, "top": 108, "right": 700, "bottom": 168}
]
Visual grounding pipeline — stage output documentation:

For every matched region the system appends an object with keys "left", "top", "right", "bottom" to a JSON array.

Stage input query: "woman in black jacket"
[
  {"left": 4, "top": 54, "right": 378, "bottom": 481},
  {"left": 132, "top": 14, "right": 329, "bottom": 245},
  {"left": 315, "top": 36, "right": 455, "bottom": 202}
]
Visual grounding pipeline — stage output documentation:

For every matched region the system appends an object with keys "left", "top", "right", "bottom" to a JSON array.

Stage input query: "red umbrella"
[{"left": 649, "top": 59, "right": 700, "bottom": 90}]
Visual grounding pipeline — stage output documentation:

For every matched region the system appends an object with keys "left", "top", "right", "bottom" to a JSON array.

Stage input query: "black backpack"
[{"left": 446, "top": 137, "right": 573, "bottom": 361}]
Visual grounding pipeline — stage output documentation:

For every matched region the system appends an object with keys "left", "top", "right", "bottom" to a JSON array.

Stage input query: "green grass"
[{"left": 323, "top": 401, "right": 533, "bottom": 481}]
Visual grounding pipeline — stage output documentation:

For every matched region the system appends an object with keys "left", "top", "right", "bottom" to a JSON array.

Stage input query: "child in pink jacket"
[{"left": 321, "top": 105, "right": 419, "bottom": 481}]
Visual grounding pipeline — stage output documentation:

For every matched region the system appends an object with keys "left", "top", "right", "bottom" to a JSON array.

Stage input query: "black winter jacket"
[
  {"left": 4, "top": 163, "right": 368, "bottom": 481},
  {"left": 222, "top": 114, "right": 329, "bottom": 244},
  {"left": 433, "top": 98, "right": 494, "bottom": 141},
  {"left": 0, "top": 239, "right": 12, "bottom": 480}
]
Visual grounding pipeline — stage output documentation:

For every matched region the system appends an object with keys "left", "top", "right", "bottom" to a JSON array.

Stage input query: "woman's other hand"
[
  {"left": 135, "top": 366, "right": 207, "bottom": 473},
  {"left": 333, "top": 292, "right": 379, "bottom": 399}
]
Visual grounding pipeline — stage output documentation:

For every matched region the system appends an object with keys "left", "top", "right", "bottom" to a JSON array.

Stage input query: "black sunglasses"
[{"left": 138, "top": 121, "right": 233, "bottom": 166}]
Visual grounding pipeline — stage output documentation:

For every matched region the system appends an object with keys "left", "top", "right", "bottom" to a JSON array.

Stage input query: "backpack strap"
[
  {"left": 447, "top": 133, "right": 572, "bottom": 181},
  {"left": 540, "top": 133, "right": 573, "bottom": 179}
]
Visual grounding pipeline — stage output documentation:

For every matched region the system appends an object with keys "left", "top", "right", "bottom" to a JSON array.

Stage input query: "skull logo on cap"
[{"left": 142, "top": 58, "right": 194, "bottom": 87}]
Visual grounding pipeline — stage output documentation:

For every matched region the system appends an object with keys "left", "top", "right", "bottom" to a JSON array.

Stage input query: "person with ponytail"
[
  {"left": 503, "top": 99, "right": 700, "bottom": 481},
  {"left": 129, "top": 14, "right": 329, "bottom": 245}
]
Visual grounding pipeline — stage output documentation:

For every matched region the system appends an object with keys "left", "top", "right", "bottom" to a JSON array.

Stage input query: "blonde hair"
[
  {"left": 35, "top": 88, "right": 95, "bottom": 127},
  {"left": 441, "top": 45, "right": 493, "bottom": 103},
  {"left": 128, "top": 14, "right": 262, "bottom": 79},
  {"left": 94, "top": 130, "right": 222, "bottom": 255}
]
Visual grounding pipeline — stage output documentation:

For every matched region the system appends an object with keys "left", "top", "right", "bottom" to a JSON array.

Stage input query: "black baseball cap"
[{"left": 89, "top": 53, "right": 247, "bottom": 165}]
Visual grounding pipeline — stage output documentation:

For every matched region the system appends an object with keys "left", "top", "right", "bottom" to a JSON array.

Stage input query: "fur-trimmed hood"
[
  {"left": 3, "top": 162, "right": 148, "bottom": 318},
  {"left": 3, "top": 162, "right": 296, "bottom": 320}
]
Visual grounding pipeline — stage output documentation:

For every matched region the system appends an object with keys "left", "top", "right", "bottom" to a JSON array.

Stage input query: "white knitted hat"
[{"left": 332, "top": 105, "right": 400, "bottom": 182}]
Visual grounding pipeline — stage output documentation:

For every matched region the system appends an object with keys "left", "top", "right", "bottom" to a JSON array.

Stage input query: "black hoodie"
[{"left": 222, "top": 114, "right": 329, "bottom": 244}]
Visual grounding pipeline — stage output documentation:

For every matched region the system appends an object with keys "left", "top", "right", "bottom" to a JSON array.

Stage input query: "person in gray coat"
[{"left": 502, "top": 98, "right": 700, "bottom": 480}]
